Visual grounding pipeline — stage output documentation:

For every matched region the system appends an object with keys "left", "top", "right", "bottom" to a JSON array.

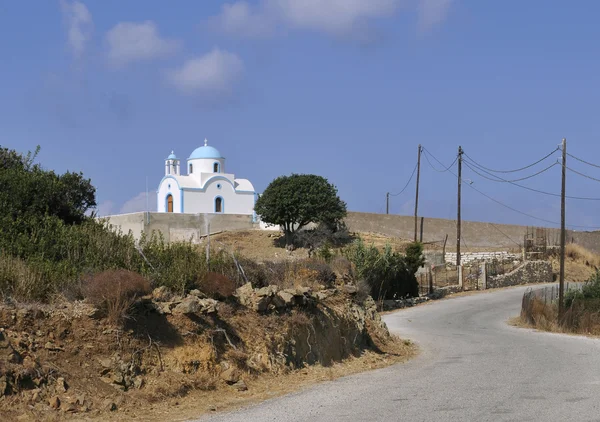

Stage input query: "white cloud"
[
  {"left": 167, "top": 48, "right": 244, "bottom": 97},
  {"left": 95, "top": 200, "right": 115, "bottom": 217},
  {"left": 418, "top": 0, "right": 453, "bottom": 30},
  {"left": 209, "top": 0, "right": 452, "bottom": 38},
  {"left": 105, "top": 21, "right": 181, "bottom": 67},
  {"left": 209, "top": 1, "right": 274, "bottom": 38},
  {"left": 120, "top": 191, "right": 157, "bottom": 214},
  {"left": 60, "top": 0, "right": 93, "bottom": 58},
  {"left": 270, "top": 0, "right": 399, "bottom": 35}
]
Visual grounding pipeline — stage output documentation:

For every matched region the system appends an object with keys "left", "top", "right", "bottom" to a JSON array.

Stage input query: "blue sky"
[{"left": 2, "top": 1, "right": 600, "bottom": 231}]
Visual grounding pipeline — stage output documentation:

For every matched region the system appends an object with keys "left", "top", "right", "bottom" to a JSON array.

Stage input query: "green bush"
[
  {"left": 343, "top": 239, "right": 419, "bottom": 301},
  {"left": 565, "top": 270, "right": 600, "bottom": 309}
]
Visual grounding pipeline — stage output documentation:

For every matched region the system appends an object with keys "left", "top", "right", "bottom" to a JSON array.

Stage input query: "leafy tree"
[
  {"left": 405, "top": 242, "right": 426, "bottom": 275},
  {"left": 254, "top": 174, "right": 347, "bottom": 246},
  {"left": 0, "top": 145, "right": 96, "bottom": 225}
]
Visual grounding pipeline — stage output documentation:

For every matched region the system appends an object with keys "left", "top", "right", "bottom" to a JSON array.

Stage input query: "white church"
[{"left": 157, "top": 140, "right": 256, "bottom": 215}]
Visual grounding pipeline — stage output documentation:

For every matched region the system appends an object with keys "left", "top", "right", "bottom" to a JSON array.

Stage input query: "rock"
[
  {"left": 152, "top": 286, "right": 171, "bottom": 302},
  {"left": 294, "top": 286, "right": 312, "bottom": 296},
  {"left": 235, "top": 283, "right": 254, "bottom": 306},
  {"left": 49, "top": 396, "right": 61, "bottom": 410},
  {"left": 0, "top": 375, "right": 9, "bottom": 396},
  {"left": 44, "top": 342, "right": 64, "bottom": 352},
  {"left": 0, "top": 331, "right": 21, "bottom": 364},
  {"left": 103, "top": 400, "right": 117, "bottom": 411},
  {"left": 173, "top": 296, "right": 202, "bottom": 314},
  {"left": 189, "top": 289, "right": 207, "bottom": 298},
  {"left": 276, "top": 291, "right": 294, "bottom": 307},
  {"left": 342, "top": 285, "right": 358, "bottom": 295},
  {"left": 314, "top": 291, "right": 333, "bottom": 301},
  {"left": 253, "top": 296, "right": 271, "bottom": 312},
  {"left": 133, "top": 377, "right": 145, "bottom": 390},
  {"left": 220, "top": 367, "right": 241, "bottom": 384},
  {"left": 255, "top": 287, "right": 272, "bottom": 297},
  {"left": 56, "top": 377, "right": 68, "bottom": 393},
  {"left": 233, "top": 380, "right": 248, "bottom": 391},
  {"left": 86, "top": 307, "right": 103, "bottom": 319},
  {"left": 198, "top": 299, "right": 218, "bottom": 314}
]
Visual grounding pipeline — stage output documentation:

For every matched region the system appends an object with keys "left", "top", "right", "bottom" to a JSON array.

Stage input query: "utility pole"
[
  {"left": 414, "top": 145, "right": 422, "bottom": 242},
  {"left": 559, "top": 138, "right": 567, "bottom": 320},
  {"left": 457, "top": 146, "right": 463, "bottom": 268},
  {"left": 386, "top": 192, "right": 390, "bottom": 215}
]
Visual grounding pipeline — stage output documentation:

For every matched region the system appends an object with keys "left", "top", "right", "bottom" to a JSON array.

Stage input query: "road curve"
[{"left": 196, "top": 286, "right": 600, "bottom": 422}]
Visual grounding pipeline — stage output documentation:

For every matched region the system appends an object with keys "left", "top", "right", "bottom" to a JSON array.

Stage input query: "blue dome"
[
  {"left": 188, "top": 143, "right": 223, "bottom": 160},
  {"left": 167, "top": 151, "right": 177, "bottom": 160}
]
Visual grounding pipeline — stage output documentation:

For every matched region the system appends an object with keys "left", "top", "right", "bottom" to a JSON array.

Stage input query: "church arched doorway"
[
  {"left": 215, "top": 196, "right": 223, "bottom": 213},
  {"left": 167, "top": 194, "right": 173, "bottom": 213}
]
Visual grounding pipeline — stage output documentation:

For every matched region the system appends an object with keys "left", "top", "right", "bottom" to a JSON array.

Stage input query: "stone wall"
[
  {"left": 486, "top": 261, "right": 553, "bottom": 289},
  {"left": 103, "top": 212, "right": 257, "bottom": 243},
  {"left": 445, "top": 251, "right": 522, "bottom": 265},
  {"left": 344, "top": 212, "right": 600, "bottom": 253}
]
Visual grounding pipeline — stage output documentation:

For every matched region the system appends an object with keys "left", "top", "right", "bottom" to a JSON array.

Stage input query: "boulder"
[
  {"left": 235, "top": 283, "right": 254, "bottom": 306},
  {"left": 276, "top": 291, "right": 294, "bottom": 307},
  {"left": 56, "top": 377, "right": 68, "bottom": 393},
  {"left": 256, "top": 286, "right": 278, "bottom": 297},
  {"left": 189, "top": 289, "right": 207, "bottom": 299},
  {"left": 220, "top": 367, "right": 241, "bottom": 384},
  {"left": 198, "top": 299, "right": 218, "bottom": 314},
  {"left": 173, "top": 296, "right": 202, "bottom": 314},
  {"left": 254, "top": 296, "right": 271, "bottom": 312},
  {"left": 0, "top": 331, "right": 21, "bottom": 364}
]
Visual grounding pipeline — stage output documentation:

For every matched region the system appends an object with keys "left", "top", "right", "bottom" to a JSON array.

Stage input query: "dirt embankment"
[{"left": 0, "top": 285, "right": 412, "bottom": 421}]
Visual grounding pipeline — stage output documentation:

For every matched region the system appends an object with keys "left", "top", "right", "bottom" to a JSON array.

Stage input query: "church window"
[
  {"left": 166, "top": 194, "right": 174, "bottom": 213},
  {"left": 215, "top": 197, "right": 223, "bottom": 213},
  {"left": 213, "top": 162, "right": 220, "bottom": 173},
  {"left": 189, "top": 163, "right": 193, "bottom": 174},
  {"left": 217, "top": 184, "right": 222, "bottom": 190}
]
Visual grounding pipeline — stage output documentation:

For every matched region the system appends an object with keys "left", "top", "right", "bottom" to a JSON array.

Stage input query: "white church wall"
[
  {"left": 187, "top": 158, "right": 225, "bottom": 177},
  {"left": 183, "top": 179, "right": 255, "bottom": 215},
  {"left": 157, "top": 177, "right": 182, "bottom": 213}
]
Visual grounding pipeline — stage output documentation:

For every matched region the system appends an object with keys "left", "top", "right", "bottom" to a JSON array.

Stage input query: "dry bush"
[
  {"left": 83, "top": 270, "right": 151, "bottom": 325},
  {"left": 0, "top": 254, "right": 46, "bottom": 301},
  {"left": 198, "top": 272, "right": 236, "bottom": 300},
  {"left": 565, "top": 244, "right": 600, "bottom": 268}
]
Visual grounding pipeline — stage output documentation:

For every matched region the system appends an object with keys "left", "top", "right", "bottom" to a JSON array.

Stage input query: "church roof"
[
  {"left": 167, "top": 151, "right": 177, "bottom": 160},
  {"left": 188, "top": 139, "right": 223, "bottom": 160}
]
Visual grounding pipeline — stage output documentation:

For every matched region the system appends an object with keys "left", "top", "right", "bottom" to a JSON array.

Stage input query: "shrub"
[
  {"left": 343, "top": 239, "right": 418, "bottom": 301},
  {"left": 198, "top": 272, "right": 237, "bottom": 300},
  {"left": 83, "top": 270, "right": 151, "bottom": 325},
  {"left": 0, "top": 254, "right": 46, "bottom": 301}
]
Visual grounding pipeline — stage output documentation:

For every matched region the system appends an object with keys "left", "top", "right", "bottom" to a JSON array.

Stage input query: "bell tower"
[{"left": 165, "top": 151, "right": 180, "bottom": 176}]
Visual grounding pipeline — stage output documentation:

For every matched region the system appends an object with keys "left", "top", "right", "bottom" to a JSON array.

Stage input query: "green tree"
[
  {"left": 0, "top": 145, "right": 96, "bottom": 225},
  {"left": 254, "top": 174, "right": 347, "bottom": 246},
  {"left": 405, "top": 242, "right": 426, "bottom": 275}
]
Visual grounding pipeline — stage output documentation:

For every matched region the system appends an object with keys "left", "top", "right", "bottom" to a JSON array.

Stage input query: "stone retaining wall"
[
  {"left": 487, "top": 260, "right": 553, "bottom": 289},
  {"left": 445, "top": 251, "right": 522, "bottom": 265}
]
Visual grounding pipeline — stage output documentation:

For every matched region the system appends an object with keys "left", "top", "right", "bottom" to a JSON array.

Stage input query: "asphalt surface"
[{"left": 196, "top": 286, "right": 600, "bottom": 422}]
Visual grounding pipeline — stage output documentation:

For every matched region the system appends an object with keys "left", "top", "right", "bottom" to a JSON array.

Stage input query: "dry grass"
[
  {"left": 517, "top": 296, "right": 600, "bottom": 337},
  {"left": 548, "top": 244, "right": 600, "bottom": 283},
  {"left": 102, "top": 343, "right": 416, "bottom": 422},
  {"left": 566, "top": 243, "right": 600, "bottom": 268}
]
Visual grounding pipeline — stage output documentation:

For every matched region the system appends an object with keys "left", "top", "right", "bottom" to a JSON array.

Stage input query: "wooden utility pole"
[
  {"left": 559, "top": 138, "right": 567, "bottom": 319},
  {"left": 457, "top": 146, "right": 463, "bottom": 267},
  {"left": 386, "top": 192, "right": 390, "bottom": 215},
  {"left": 414, "top": 145, "right": 422, "bottom": 242}
]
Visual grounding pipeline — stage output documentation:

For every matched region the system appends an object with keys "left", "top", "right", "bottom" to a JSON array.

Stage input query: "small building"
[{"left": 157, "top": 140, "right": 256, "bottom": 215}]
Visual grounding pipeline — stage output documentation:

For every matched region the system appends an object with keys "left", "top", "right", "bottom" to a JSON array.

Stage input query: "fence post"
[
  {"left": 458, "top": 265, "right": 464, "bottom": 291},
  {"left": 480, "top": 263, "right": 487, "bottom": 290}
]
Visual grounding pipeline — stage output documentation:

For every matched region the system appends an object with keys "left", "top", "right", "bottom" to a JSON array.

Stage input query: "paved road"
[{"left": 197, "top": 286, "right": 600, "bottom": 422}]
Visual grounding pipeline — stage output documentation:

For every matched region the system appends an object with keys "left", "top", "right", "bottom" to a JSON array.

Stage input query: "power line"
[
  {"left": 464, "top": 159, "right": 600, "bottom": 201},
  {"left": 424, "top": 148, "right": 600, "bottom": 230},
  {"left": 462, "top": 147, "right": 559, "bottom": 174},
  {"left": 464, "top": 157, "right": 558, "bottom": 183},
  {"left": 566, "top": 165, "right": 600, "bottom": 183},
  {"left": 389, "top": 162, "right": 418, "bottom": 197},
  {"left": 567, "top": 152, "right": 600, "bottom": 170},
  {"left": 422, "top": 148, "right": 458, "bottom": 172}
]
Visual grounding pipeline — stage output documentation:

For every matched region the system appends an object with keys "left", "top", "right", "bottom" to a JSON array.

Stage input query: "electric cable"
[
  {"left": 423, "top": 148, "right": 600, "bottom": 230},
  {"left": 566, "top": 165, "right": 600, "bottom": 183},
  {"left": 422, "top": 148, "right": 458, "bottom": 173},
  {"left": 389, "top": 162, "right": 418, "bottom": 197},
  {"left": 567, "top": 153, "right": 600, "bottom": 170},
  {"left": 462, "top": 148, "right": 559, "bottom": 174}
]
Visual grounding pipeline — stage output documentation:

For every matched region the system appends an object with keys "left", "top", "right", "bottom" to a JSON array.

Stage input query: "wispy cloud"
[
  {"left": 418, "top": 0, "right": 453, "bottom": 31},
  {"left": 208, "top": 0, "right": 452, "bottom": 39},
  {"left": 166, "top": 48, "right": 244, "bottom": 97},
  {"left": 120, "top": 191, "right": 157, "bottom": 214},
  {"left": 105, "top": 21, "right": 181, "bottom": 67},
  {"left": 60, "top": 0, "right": 93, "bottom": 58}
]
